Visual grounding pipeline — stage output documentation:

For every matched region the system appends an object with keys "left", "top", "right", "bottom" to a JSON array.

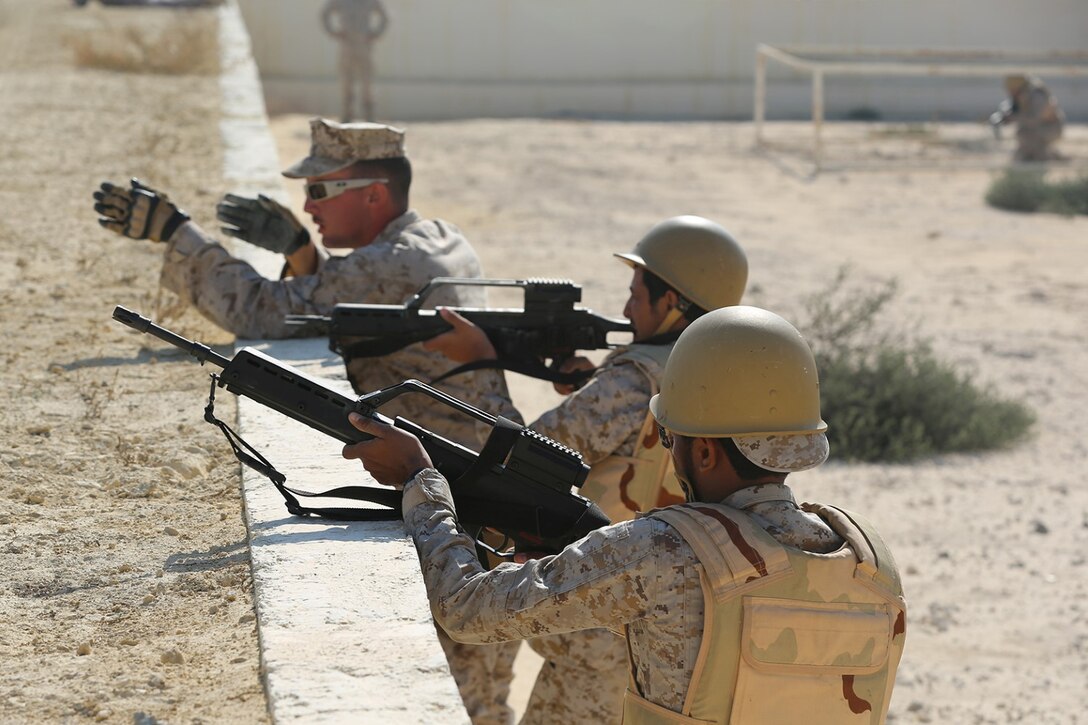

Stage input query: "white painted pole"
[
  {"left": 812, "top": 69, "right": 825, "bottom": 168},
  {"left": 754, "top": 47, "right": 767, "bottom": 145}
]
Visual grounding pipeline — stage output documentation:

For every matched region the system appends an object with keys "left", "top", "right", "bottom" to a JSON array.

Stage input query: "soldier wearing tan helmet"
[
  {"left": 344, "top": 305, "right": 907, "bottom": 724},
  {"left": 422, "top": 215, "right": 747, "bottom": 723},
  {"left": 989, "top": 74, "right": 1065, "bottom": 162}
]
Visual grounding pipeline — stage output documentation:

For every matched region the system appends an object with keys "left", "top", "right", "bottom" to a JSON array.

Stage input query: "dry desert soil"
[{"left": 2, "top": 1, "right": 1087, "bottom": 724}]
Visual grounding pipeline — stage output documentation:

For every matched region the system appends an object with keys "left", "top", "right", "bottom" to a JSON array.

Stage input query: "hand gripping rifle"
[
  {"left": 112, "top": 306, "right": 610, "bottom": 556},
  {"left": 285, "top": 278, "right": 633, "bottom": 387}
]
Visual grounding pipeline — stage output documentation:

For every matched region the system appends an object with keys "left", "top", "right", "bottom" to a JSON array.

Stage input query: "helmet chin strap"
[
  {"left": 651, "top": 299, "right": 689, "bottom": 337},
  {"left": 672, "top": 471, "right": 697, "bottom": 504}
]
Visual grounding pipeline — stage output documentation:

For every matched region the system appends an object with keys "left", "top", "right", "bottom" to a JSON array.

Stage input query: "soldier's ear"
[
  {"left": 660, "top": 288, "right": 680, "bottom": 312},
  {"left": 692, "top": 437, "right": 719, "bottom": 473}
]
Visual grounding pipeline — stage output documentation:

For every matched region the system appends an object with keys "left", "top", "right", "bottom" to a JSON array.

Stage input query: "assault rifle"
[
  {"left": 112, "top": 306, "right": 610, "bottom": 555},
  {"left": 285, "top": 278, "right": 633, "bottom": 386}
]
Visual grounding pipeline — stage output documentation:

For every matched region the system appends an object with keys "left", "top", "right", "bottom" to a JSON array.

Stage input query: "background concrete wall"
[{"left": 238, "top": 0, "right": 1087, "bottom": 121}]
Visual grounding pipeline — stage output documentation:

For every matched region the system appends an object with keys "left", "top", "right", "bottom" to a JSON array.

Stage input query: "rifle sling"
[
  {"left": 203, "top": 375, "right": 403, "bottom": 521},
  {"left": 201, "top": 375, "right": 531, "bottom": 525}
]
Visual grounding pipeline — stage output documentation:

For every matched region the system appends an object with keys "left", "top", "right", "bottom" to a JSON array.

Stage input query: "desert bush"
[
  {"left": 68, "top": 11, "right": 218, "bottom": 76},
  {"left": 801, "top": 269, "right": 1035, "bottom": 463},
  {"left": 985, "top": 170, "right": 1088, "bottom": 216}
]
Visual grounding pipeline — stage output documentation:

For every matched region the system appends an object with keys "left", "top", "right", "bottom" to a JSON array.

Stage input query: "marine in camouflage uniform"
[
  {"left": 159, "top": 209, "right": 505, "bottom": 449},
  {"left": 428, "top": 217, "right": 749, "bottom": 723},
  {"left": 990, "top": 74, "right": 1065, "bottom": 162},
  {"left": 94, "top": 119, "right": 518, "bottom": 725},
  {"left": 343, "top": 306, "right": 906, "bottom": 724},
  {"left": 322, "top": 0, "right": 389, "bottom": 121}
]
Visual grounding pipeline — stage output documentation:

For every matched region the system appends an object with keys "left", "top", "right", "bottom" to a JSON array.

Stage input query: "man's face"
[
  {"left": 623, "top": 267, "right": 672, "bottom": 341},
  {"left": 302, "top": 167, "right": 383, "bottom": 248}
]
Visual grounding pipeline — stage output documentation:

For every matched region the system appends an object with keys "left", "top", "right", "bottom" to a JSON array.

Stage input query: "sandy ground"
[
  {"left": 1, "top": 0, "right": 1085, "bottom": 722},
  {"left": 0, "top": 2, "right": 267, "bottom": 723}
]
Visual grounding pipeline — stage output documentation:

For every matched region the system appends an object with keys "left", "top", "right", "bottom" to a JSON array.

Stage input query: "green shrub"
[
  {"left": 985, "top": 170, "right": 1088, "bottom": 216},
  {"left": 801, "top": 270, "right": 1035, "bottom": 463}
]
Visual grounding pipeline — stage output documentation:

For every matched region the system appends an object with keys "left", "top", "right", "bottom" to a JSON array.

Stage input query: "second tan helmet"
[
  {"left": 649, "top": 306, "right": 827, "bottom": 438},
  {"left": 614, "top": 215, "right": 747, "bottom": 312}
]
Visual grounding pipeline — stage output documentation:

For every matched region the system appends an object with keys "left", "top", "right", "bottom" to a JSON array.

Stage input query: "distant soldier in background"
[
  {"left": 322, "top": 0, "right": 389, "bottom": 122},
  {"left": 990, "top": 74, "right": 1065, "bottom": 162}
]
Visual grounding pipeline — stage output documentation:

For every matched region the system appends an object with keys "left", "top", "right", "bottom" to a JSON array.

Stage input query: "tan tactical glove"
[
  {"left": 93, "top": 178, "right": 190, "bottom": 242},
  {"left": 215, "top": 193, "right": 310, "bottom": 255}
]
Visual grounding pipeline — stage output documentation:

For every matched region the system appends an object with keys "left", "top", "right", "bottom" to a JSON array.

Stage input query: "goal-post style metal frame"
[{"left": 754, "top": 44, "right": 1088, "bottom": 167}]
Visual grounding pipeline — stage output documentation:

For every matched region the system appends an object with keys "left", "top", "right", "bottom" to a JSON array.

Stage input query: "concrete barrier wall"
[
  {"left": 217, "top": 3, "right": 468, "bottom": 721},
  {"left": 238, "top": 0, "right": 1086, "bottom": 120}
]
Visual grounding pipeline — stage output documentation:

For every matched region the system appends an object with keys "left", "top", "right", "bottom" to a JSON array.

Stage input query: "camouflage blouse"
[
  {"left": 159, "top": 210, "right": 505, "bottom": 447},
  {"left": 479, "top": 348, "right": 664, "bottom": 462},
  {"left": 403, "top": 472, "right": 846, "bottom": 713}
]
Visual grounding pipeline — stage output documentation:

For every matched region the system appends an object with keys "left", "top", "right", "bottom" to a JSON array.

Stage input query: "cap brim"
[{"left": 281, "top": 155, "right": 358, "bottom": 179}]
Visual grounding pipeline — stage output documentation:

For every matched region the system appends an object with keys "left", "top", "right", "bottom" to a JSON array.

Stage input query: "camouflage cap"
[
  {"left": 282, "top": 118, "right": 407, "bottom": 179},
  {"left": 734, "top": 432, "right": 829, "bottom": 473}
]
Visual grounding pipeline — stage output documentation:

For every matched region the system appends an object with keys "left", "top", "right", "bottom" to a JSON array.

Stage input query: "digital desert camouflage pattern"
[
  {"left": 998, "top": 76, "right": 1065, "bottom": 162},
  {"left": 282, "top": 118, "right": 402, "bottom": 178},
  {"left": 401, "top": 473, "right": 905, "bottom": 722},
  {"left": 160, "top": 210, "right": 504, "bottom": 449},
  {"left": 571, "top": 344, "right": 685, "bottom": 520},
  {"left": 477, "top": 344, "right": 682, "bottom": 723},
  {"left": 480, "top": 345, "right": 668, "bottom": 466},
  {"left": 436, "top": 628, "right": 518, "bottom": 725},
  {"left": 734, "top": 431, "right": 831, "bottom": 474},
  {"left": 719, "top": 484, "right": 844, "bottom": 554},
  {"left": 520, "top": 628, "right": 627, "bottom": 725}
]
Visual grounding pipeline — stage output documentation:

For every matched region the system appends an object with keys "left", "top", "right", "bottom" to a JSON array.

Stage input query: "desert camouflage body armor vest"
[
  {"left": 578, "top": 343, "right": 686, "bottom": 523},
  {"left": 623, "top": 501, "right": 906, "bottom": 724}
]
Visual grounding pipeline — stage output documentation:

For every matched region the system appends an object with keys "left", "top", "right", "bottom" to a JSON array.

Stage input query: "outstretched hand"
[
  {"left": 216, "top": 193, "right": 310, "bottom": 255},
  {"left": 343, "top": 412, "right": 433, "bottom": 488},
  {"left": 422, "top": 307, "right": 497, "bottom": 363},
  {"left": 93, "top": 178, "right": 190, "bottom": 242}
]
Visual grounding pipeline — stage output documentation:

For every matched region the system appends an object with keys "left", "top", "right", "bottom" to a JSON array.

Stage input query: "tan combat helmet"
[
  {"left": 614, "top": 216, "right": 748, "bottom": 313},
  {"left": 650, "top": 306, "right": 829, "bottom": 472},
  {"left": 1004, "top": 74, "right": 1029, "bottom": 95}
]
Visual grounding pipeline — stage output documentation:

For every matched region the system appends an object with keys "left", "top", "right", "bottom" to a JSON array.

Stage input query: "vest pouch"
[{"left": 730, "top": 596, "right": 893, "bottom": 724}]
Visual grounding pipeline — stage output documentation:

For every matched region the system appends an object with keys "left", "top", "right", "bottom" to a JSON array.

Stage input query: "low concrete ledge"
[{"left": 217, "top": 3, "right": 468, "bottom": 722}]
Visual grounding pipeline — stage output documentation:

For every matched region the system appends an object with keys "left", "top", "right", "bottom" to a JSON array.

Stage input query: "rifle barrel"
[{"left": 112, "top": 306, "right": 232, "bottom": 369}]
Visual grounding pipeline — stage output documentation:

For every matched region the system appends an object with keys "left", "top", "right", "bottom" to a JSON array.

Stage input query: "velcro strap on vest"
[{"left": 650, "top": 505, "right": 791, "bottom": 602}]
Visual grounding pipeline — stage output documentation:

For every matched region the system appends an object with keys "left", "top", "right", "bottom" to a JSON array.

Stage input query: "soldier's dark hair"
[
  {"left": 348, "top": 157, "right": 412, "bottom": 211},
  {"left": 642, "top": 268, "right": 708, "bottom": 323},
  {"left": 716, "top": 437, "right": 775, "bottom": 481}
]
